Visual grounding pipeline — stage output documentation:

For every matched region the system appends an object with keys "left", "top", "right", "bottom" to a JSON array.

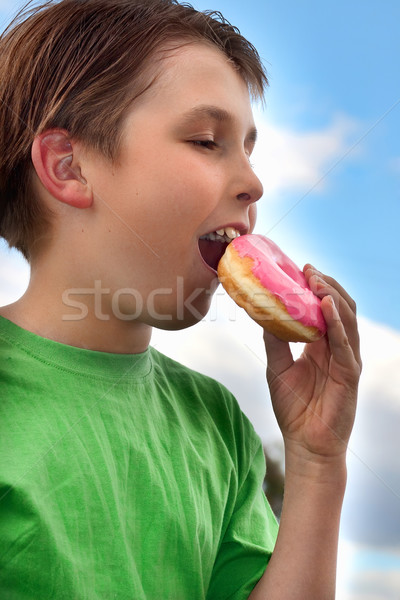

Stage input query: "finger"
[
  {"left": 307, "top": 270, "right": 353, "bottom": 318},
  {"left": 263, "top": 329, "right": 294, "bottom": 381},
  {"left": 304, "top": 264, "right": 357, "bottom": 315},
  {"left": 305, "top": 268, "right": 361, "bottom": 368},
  {"left": 321, "top": 294, "right": 362, "bottom": 377}
]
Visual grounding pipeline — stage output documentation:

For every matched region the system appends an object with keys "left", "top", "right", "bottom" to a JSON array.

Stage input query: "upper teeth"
[{"left": 201, "top": 227, "right": 241, "bottom": 243}]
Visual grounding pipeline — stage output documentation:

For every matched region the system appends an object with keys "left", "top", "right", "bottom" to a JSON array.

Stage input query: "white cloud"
[
  {"left": 346, "top": 317, "right": 400, "bottom": 481},
  {"left": 358, "top": 317, "right": 400, "bottom": 411},
  {"left": 0, "top": 244, "right": 29, "bottom": 305},
  {"left": 334, "top": 317, "right": 400, "bottom": 599},
  {"left": 251, "top": 109, "right": 361, "bottom": 197},
  {"left": 338, "top": 564, "right": 400, "bottom": 599},
  {"left": 337, "top": 540, "right": 400, "bottom": 599}
]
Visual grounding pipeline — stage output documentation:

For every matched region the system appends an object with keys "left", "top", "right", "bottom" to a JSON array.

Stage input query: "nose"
[
  {"left": 232, "top": 155, "right": 262, "bottom": 234},
  {"left": 234, "top": 157, "right": 263, "bottom": 205}
]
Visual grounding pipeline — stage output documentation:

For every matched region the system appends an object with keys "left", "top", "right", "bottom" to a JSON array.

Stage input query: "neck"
[{"left": 1, "top": 270, "right": 152, "bottom": 355}]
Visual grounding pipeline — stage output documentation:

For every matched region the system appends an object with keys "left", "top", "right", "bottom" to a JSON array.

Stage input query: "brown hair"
[{"left": 0, "top": 0, "right": 268, "bottom": 260}]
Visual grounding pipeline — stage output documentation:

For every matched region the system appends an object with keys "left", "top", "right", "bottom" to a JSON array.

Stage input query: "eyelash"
[
  {"left": 190, "top": 140, "right": 255, "bottom": 167},
  {"left": 191, "top": 140, "right": 218, "bottom": 150}
]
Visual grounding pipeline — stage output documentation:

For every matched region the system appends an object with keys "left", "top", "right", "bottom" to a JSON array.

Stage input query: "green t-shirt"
[{"left": 0, "top": 316, "right": 278, "bottom": 600}]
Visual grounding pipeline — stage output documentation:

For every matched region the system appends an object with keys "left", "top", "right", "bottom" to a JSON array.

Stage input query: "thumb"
[{"left": 263, "top": 330, "right": 294, "bottom": 379}]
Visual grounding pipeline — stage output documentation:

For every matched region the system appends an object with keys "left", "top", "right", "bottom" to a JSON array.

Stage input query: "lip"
[
  {"left": 198, "top": 256, "right": 218, "bottom": 275},
  {"left": 198, "top": 222, "right": 249, "bottom": 274}
]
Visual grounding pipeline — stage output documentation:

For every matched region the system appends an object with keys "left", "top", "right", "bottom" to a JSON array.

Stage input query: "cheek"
[
  {"left": 153, "top": 162, "right": 220, "bottom": 219},
  {"left": 249, "top": 204, "right": 257, "bottom": 232}
]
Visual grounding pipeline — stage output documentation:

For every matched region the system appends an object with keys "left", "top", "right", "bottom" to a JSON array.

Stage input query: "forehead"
[{"left": 128, "top": 42, "right": 255, "bottom": 130}]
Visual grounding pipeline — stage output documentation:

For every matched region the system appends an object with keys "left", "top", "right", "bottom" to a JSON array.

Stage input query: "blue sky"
[
  {"left": 235, "top": 0, "right": 399, "bottom": 330},
  {"left": 0, "top": 1, "right": 399, "bottom": 598},
  {"left": 192, "top": 0, "right": 400, "bottom": 331}
]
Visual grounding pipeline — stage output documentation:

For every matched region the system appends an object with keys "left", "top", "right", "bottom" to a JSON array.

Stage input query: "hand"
[{"left": 263, "top": 265, "right": 362, "bottom": 466}]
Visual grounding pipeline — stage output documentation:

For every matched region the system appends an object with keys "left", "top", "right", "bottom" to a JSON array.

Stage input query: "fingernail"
[
  {"left": 307, "top": 264, "right": 322, "bottom": 277},
  {"left": 329, "top": 295, "right": 339, "bottom": 318}
]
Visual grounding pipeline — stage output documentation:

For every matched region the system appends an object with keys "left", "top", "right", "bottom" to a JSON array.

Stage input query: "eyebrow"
[{"left": 180, "top": 104, "right": 258, "bottom": 144}]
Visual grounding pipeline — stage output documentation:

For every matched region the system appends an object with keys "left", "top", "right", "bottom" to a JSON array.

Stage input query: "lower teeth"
[{"left": 200, "top": 233, "right": 228, "bottom": 242}]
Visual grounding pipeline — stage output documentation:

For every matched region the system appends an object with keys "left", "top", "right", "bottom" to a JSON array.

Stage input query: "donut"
[{"left": 217, "top": 234, "right": 327, "bottom": 342}]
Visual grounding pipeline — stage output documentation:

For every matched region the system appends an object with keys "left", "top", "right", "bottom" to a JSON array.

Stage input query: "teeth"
[
  {"left": 200, "top": 226, "right": 241, "bottom": 243},
  {"left": 225, "top": 226, "right": 239, "bottom": 240}
]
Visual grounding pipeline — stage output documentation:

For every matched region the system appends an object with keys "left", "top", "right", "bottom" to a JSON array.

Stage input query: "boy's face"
[{"left": 81, "top": 42, "right": 263, "bottom": 329}]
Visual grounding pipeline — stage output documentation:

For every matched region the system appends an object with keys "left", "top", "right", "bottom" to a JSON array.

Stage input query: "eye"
[{"left": 190, "top": 139, "right": 218, "bottom": 150}]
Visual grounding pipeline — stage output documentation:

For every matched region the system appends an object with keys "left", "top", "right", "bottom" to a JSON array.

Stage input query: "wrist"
[{"left": 283, "top": 442, "right": 348, "bottom": 488}]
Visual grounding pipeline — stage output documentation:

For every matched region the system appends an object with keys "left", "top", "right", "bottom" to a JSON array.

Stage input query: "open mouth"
[{"left": 198, "top": 226, "right": 241, "bottom": 272}]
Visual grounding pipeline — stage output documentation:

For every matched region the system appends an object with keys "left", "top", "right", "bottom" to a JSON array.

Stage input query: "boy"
[{"left": 0, "top": 1, "right": 361, "bottom": 598}]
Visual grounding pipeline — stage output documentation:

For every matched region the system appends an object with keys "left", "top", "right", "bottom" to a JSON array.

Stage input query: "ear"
[{"left": 31, "top": 129, "right": 93, "bottom": 209}]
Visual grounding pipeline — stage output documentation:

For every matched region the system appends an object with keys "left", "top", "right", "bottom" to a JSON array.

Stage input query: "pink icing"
[{"left": 232, "top": 234, "right": 327, "bottom": 333}]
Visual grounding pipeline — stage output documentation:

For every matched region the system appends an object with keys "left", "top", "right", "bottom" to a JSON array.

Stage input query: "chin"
[
  {"left": 152, "top": 313, "right": 205, "bottom": 332},
  {"left": 148, "top": 289, "right": 215, "bottom": 331}
]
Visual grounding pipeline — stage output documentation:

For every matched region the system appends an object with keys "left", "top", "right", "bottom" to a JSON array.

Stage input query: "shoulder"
[
  {"left": 150, "top": 345, "right": 238, "bottom": 406},
  {"left": 149, "top": 346, "right": 261, "bottom": 451}
]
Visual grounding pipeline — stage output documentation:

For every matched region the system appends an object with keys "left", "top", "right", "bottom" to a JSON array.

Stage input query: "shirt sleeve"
[{"left": 206, "top": 438, "right": 279, "bottom": 600}]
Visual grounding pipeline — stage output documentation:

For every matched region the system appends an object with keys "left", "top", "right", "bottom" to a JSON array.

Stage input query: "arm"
[{"left": 249, "top": 266, "right": 361, "bottom": 599}]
